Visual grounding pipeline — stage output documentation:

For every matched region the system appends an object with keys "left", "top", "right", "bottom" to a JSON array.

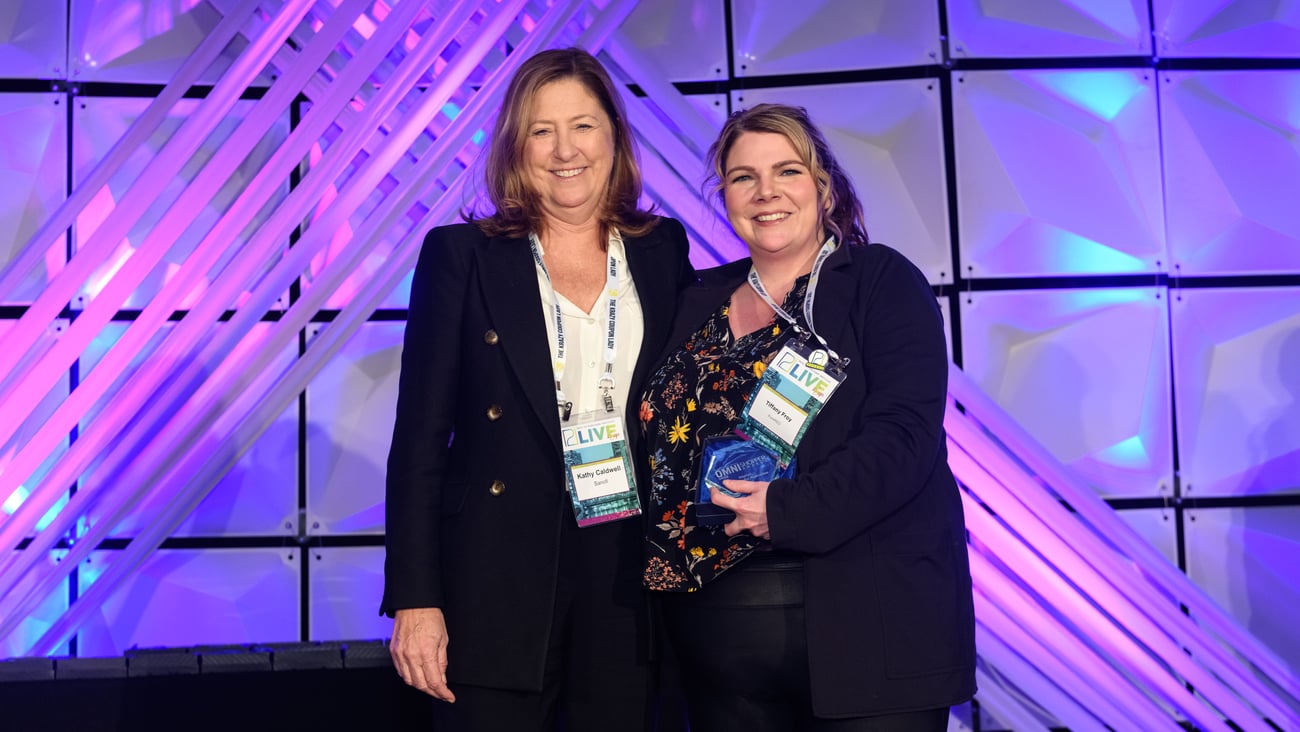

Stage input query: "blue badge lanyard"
[
  {"left": 745, "top": 237, "right": 843, "bottom": 365},
  {"left": 529, "top": 232, "right": 621, "bottom": 421}
]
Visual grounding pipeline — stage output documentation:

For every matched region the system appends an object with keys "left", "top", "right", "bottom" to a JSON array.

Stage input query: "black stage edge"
[{"left": 0, "top": 641, "right": 432, "bottom": 732}]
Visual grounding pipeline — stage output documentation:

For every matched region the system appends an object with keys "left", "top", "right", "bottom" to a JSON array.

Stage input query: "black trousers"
[
  {"left": 660, "top": 554, "right": 950, "bottom": 732},
  {"left": 433, "top": 513, "right": 650, "bottom": 732}
]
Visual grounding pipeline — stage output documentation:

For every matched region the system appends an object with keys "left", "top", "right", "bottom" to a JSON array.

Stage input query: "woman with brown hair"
[{"left": 382, "top": 47, "right": 693, "bottom": 731}]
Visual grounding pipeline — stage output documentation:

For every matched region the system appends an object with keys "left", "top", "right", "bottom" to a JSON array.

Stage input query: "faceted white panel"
[
  {"left": 938, "top": 295, "right": 952, "bottom": 362},
  {"left": 619, "top": 0, "right": 727, "bottom": 81},
  {"left": 72, "top": 97, "right": 290, "bottom": 311},
  {"left": 0, "top": 551, "right": 71, "bottom": 658},
  {"left": 734, "top": 80, "right": 953, "bottom": 284},
  {"left": 1154, "top": 0, "right": 1300, "bottom": 57},
  {"left": 0, "top": 2, "right": 68, "bottom": 78},
  {"left": 960, "top": 288, "right": 1173, "bottom": 498},
  {"left": 67, "top": 0, "right": 262, "bottom": 83},
  {"left": 0, "top": 319, "right": 72, "bottom": 534},
  {"left": 1185, "top": 507, "right": 1300, "bottom": 677},
  {"left": 954, "top": 70, "right": 1165, "bottom": 277},
  {"left": 305, "top": 321, "right": 402, "bottom": 535},
  {"left": 731, "top": 0, "right": 941, "bottom": 76},
  {"left": 0, "top": 93, "right": 67, "bottom": 306},
  {"left": 77, "top": 322, "right": 299, "bottom": 537},
  {"left": 685, "top": 93, "right": 729, "bottom": 129},
  {"left": 947, "top": 0, "right": 1151, "bottom": 58},
  {"left": 309, "top": 546, "right": 389, "bottom": 642},
  {"left": 1160, "top": 71, "right": 1300, "bottom": 276},
  {"left": 77, "top": 548, "right": 299, "bottom": 656},
  {"left": 1171, "top": 288, "right": 1300, "bottom": 497},
  {"left": 1117, "top": 508, "right": 1179, "bottom": 568}
]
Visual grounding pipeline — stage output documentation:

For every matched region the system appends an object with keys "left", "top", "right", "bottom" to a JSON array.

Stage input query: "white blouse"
[{"left": 533, "top": 232, "right": 644, "bottom": 420}]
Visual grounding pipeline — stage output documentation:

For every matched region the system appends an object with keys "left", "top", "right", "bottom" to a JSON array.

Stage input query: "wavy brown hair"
[
  {"left": 469, "top": 48, "right": 656, "bottom": 239},
  {"left": 705, "top": 103, "right": 869, "bottom": 247}
]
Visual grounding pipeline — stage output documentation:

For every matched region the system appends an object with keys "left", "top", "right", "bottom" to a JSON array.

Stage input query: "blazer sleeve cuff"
[{"left": 765, "top": 477, "right": 801, "bottom": 551}]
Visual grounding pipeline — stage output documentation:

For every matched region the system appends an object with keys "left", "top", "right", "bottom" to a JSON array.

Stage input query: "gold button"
[
  {"left": 489, "top": 480, "right": 505, "bottom": 496},
  {"left": 483, "top": 329, "right": 499, "bottom": 345},
  {"left": 486, "top": 404, "right": 503, "bottom": 421}
]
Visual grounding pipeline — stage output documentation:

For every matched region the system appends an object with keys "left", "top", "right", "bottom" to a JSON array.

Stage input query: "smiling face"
[
  {"left": 523, "top": 78, "right": 615, "bottom": 228},
  {"left": 722, "top": 131, "right": 825, "bottom": 263}
]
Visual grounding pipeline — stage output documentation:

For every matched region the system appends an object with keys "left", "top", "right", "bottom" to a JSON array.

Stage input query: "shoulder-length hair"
[
  {"left": 469, "top": 47, "right": 657, "bottom": 239},
  {"left": 705, "top": 103, "right": 869, "bottom": 247}
]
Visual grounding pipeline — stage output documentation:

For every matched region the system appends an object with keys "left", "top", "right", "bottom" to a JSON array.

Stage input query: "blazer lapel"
[
  {"left": 623, "top": 230, "right": 668, "bottom": 414},
  {"left": 811, "top": 243, "right": 856, "bottom": 358},
  {"left": 476, "top": 235, "right": 563, "bottom": 456}
]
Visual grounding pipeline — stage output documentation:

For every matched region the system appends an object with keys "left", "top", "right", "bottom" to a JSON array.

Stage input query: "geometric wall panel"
[
  {"left": 730, "top": 0, "right": 941, "bottom": 75},
  {"left": 72, "top": 97, "right": 291, "bottom": 310},
  {"left": 620, "top": 0, "right": 726, "bottom": 81},
  {"left": 1160, "top": 71, "right": 1300, "bottom": 276},
  {"left": 1184, "top": 506, "right": 1300, "bottom": 677},
  {"left": 1117, "top": 508, "right": 1179, "bottom": 568},
  {"left": 954, "top": 69, "right": 1165, "bottom": 277},
  {"left": 67, "top": 0, "right": 262, "bottom": 83},
  {"left": 733, "top": 79, "right": 953, "bottom": 284},
  {"left": 937, "top": 296, "right": 952, "bottom": 362},
  {"left": 682, "top": 93, "right": 729, "bottom": 129},
  {"left": 0, "top": 2, "right": 67, "bottom": 77},
  {"left": 0, "top": 93, "right": 68, "bottom": 306},
  {"left": 304, "top": 321, "right": 401, "bottom": 535},
  {"left": 308, "top": 546, "right": 389, "bottom": 642},
  {"left": 1171, "top": 288, "right": 1300, "bottom": 497},
  {"left": 78, "top": 323, "right": 299, "bottom": 537},
  {"left": 75, "top": 548, "right": 299, "bottom": 657},
  {"left": 960, "top": 288, "right": 1173, "bottom": 498},
  {"left": 1153, "top": 0, "right": 1300, "bottom": 58},
  {"left": 947, "top": 0, "right": 1151, "bottom": 58}
]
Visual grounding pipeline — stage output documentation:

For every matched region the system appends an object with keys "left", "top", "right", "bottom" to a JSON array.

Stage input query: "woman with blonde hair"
[{"left": 640, "top": 103, "right": 975, "bottom": 731}]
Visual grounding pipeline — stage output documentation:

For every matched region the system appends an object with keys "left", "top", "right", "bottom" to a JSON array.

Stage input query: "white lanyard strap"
[
  {"left": 598, "top": 248, "right": 620, "bottom": 412},
  {"left": 746, "top": 238, "right": 840, "bottom": 362},
  {"left": 530, "top": 232, "right": 622, "bottom": 419}
]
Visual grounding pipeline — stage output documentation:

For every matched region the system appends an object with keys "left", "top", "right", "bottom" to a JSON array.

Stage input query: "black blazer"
[
  {"left": 664, "top": 242, "right": 977, "bottom": 717},
  {"left": 381, "top": 218, "right": 693, "bottom": 692}
]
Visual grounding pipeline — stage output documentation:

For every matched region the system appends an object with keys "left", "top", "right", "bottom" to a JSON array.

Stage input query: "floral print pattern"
[{"left": 640, "top": 276, "right": 809, "bottom": 591}]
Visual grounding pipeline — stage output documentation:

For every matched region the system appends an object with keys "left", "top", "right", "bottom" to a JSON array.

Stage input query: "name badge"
[
  {"left": 738, "top": 339, "right": 844, "bottom": 466},
  {"left": 561, "top": 411, "right": 641, "bottom": 527}
]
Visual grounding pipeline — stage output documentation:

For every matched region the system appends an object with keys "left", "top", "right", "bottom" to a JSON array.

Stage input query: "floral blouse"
[{"left": 640, "top": 275, "right": 809, "bottom": 591}]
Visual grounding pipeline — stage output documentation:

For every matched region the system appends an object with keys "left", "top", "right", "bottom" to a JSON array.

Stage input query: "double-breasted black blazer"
[
  {"left": 380, "top": 218, "right": 693, "bottom": 692},
  {"left": 657, "top": 241, "right": 977, "bottom": 717}
]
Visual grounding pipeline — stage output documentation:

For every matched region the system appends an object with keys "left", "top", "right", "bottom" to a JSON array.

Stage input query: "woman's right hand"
[
  {"left": 716, "top": 479, "right": 773, "bottom": 540},
  {"left": 390, "top": 607, "right": 456, "bottom": 702}
]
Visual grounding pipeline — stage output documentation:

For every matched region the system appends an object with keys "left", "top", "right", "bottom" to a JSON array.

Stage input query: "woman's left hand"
[{"left": 714, "top": 480, "right": 772, "bottom": 540}]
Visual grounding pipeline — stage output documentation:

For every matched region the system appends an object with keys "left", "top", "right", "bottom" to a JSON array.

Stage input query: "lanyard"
[
  {"left": 530, "top": 231, "right": 622, "bottom": 420},
  {"left": 746, "top": 237, "right": 842, "bottom": 363}
]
